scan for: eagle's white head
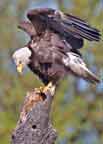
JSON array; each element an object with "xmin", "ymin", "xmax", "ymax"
[{"xmin": 12, "ymin": 47, "xmax": 32, "ymax": 74}]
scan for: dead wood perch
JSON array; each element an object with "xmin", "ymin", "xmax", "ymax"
[{"xmin": 11, "ymin": 83, "xmax": 57, "ymax": 144}]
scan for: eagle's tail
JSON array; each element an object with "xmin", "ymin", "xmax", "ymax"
[
  {"xmin": 78, "ymin": 65, "xmax": 100, "ymax": 83},
  {"xmin": 63, "ymin": 52, "xmax": 100, "ymax": 83},
  {"xmin": 62, "ymin": 13, "xmax": 101, "ymax": 41}
]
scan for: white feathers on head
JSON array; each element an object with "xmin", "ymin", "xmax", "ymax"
[{"xmin": 12, "ymin": 47, "xmax": 32, "ymax": 65}]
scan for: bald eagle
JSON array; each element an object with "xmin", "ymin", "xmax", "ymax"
[{"xmin": 12, "ymin": 8, "xmax": 101, "ymax": 85}]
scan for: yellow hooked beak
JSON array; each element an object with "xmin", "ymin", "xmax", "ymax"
[{"xmin": 17, "ymin": 63, "xmax": 23, "ymax": 74}]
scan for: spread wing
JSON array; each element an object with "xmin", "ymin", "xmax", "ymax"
[
  {"xmin": 18, "ymin": 21, "xmax": 36, "ymax": 37},
  {"xmin": 26, "ymin": 8, "xmax": 101, "ymax": 49},
  {"xmin": 51, "ymin": 11, "xmax": 101, "ymax": 41}
]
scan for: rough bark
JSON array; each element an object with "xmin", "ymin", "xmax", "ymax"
[{"xmin": 11, "ymin": 83, "xmax": 57, "ymax": 144}]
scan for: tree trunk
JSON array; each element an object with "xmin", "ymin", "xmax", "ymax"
[{"xmin": 11, "ymin": 83, "xmax": 57, "ymax": 144}]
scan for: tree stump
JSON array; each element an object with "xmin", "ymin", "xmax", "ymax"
[{"xmin": 11, "ymin": 83, "xmax": 57, "ymax": 144}]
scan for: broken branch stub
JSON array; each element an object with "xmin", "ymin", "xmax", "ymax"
[{"xmin": 11, "ymin": 83, "xmax": 57, "ymax": 144}]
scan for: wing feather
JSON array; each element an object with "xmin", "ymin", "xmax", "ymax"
[
  {"xmin": 18, "ymin": 21, "xmax": 36, "ymax": 36},
  {"xmin": 54, "ymin": 11, "xmax": 101, "ymax": 41},
  {"xmin": 26, "ymin": 8, "xmax": 101, "ymax": 49}
]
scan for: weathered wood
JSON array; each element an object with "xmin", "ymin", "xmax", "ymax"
[{"xmin": 11, "ymin": 83, "xmax": 57, "ymax": 144}]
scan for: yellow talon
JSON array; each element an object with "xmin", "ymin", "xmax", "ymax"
[
  {"xmin": 43, "ymin": 82, "xmax": 53, "ymax": 93},
  {"xmin": 36, "ymin": 82, "xmax": 54, "ymax": 95},
  {"xmin": 34, "ymin": 86, "xmax": 44, "ymax": 94},
  {"xmin": 39, "ymin": 86, "xmax": 44, "ymax": 92}
]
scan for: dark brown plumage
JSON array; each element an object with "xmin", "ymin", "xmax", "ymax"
[{"xmin": 17, "ymin": 8, "xmax": 101, "ymax": 85}]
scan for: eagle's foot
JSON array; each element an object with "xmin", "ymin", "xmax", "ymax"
[
  {"xmin": 37, "ymin": 82, "xmax": 53, "ymax": 94},
  {"xmin": 43, "ymin": 82, "xmax": 56, "ymax": 96},
  {"xmin": 38, "ymin": 86, "xmax": 44, "ymax": 93},
  {"xmin": 36, "ymin": 82, "xmax": 55, "ymax": 100},
  {"xmin": 43, "ymin": 82, "xmax": 53, "ymax": 93}
]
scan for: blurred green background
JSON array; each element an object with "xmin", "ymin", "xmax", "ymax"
[{"xmin": 0, "ymin": 0, "xmax": 103, "ymax": 144}]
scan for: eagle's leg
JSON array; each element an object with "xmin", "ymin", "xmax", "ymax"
[
  {"xmin": 39, "ymin": 82, "xmax": 54, "ymax": 93},
  {"xmin": 35, "ymin": 82, "xmax": 55, "ymax": 101},
  {"xmin": 43, "ymin": 82, "xmax": 53, "ymax": 93}
]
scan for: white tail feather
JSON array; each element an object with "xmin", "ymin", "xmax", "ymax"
[{"xmin": 63, "ymin": 52, "xmax": 100, "ymax": 83}]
